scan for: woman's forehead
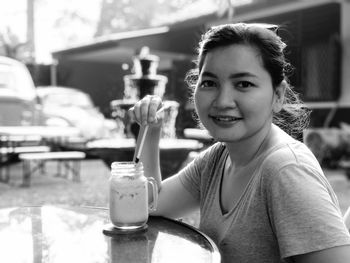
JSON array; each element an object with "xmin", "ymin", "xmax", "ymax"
[
  {"xmin": 199, "ymin": 44, "xmax": 272, "ymax": 83},
  {"xmin": 202, "ymin": 44, "xmax": 265, "ymax": 70}
]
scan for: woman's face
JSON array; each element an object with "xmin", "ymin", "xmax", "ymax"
[{"xmin": 194, "ymin": 44, "xmax": 282, "ymax": 143}]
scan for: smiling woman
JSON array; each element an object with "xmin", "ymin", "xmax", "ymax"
[{"xmin": 129, "ymin": 23, "xmax": 350, "ymax": 263}]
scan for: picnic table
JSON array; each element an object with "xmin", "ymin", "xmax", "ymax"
[{"xmin": 0, "ymin": 126, "xmax": 85, "ymax": 185}]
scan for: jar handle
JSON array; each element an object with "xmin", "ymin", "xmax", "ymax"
[{"xmin": 147, "ymin": 177, "xmax": 158, "ymax": 212}]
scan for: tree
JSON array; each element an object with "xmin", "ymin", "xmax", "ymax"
[
  {"xmin": 95, "ymin": 0, "xmax": 203, "ymax": 37},
  {"xmin": 0, "ymin": 27, "xmax": 30, "ymax": 61},
  {"xmin": 33, "ymin": 0, "xmax": 101, "ymax": 63}
]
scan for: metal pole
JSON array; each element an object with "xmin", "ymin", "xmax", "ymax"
[{"xmin": 27, "ymin": 0, "xmax": 36, "ymax": 63}]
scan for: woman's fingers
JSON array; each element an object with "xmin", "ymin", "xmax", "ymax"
[
  {"xmin": 140, "ymin": 99, "xmax": 149, "ymax": 125},
  {"xmin": 148, "ymin": 96, "xmax": 162, "ymax": 123},
  {"xmin": 128, "ymin": 95, "xmax": 163, "ymax": 126}
]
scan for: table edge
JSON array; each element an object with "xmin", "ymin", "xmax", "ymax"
[{"xmin": 150, "ymin": 215, "xmax": 221, "ymax": 263}]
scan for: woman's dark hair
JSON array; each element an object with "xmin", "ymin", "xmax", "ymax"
[{"xmin": 186, "ymin": 23, "xmax": 310, "ymax": 139}]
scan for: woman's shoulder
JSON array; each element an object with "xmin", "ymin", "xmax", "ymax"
[
  {"xmin": 256, "ymin": 142, "xmax": 329, "ymax": 205},
  {"xmin": 259, "ymin": 127, "xmax": 322, "ymax": 178}
]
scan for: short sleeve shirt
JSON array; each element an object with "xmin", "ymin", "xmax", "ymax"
[{"xmin": 178, "ymin": 136, "xmax": 350, "ymax": 263}]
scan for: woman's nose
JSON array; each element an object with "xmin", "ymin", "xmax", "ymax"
[{"xmin": 213, "ymin": 85, "xmax": 236, "ymax": 108}]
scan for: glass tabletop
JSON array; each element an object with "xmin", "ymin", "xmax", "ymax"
[{"xmin": 0, "ymin": 205, "xmax": 220, "ymax": 263}]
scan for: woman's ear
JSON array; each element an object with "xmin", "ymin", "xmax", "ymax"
[{"xmin": 273, "ymin": 81, "xmax": 286, "ymax": 113}]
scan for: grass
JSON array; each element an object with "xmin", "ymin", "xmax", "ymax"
[{"xmin": 1, "ymin": 159, "xmax": 350, "ymax": 228}]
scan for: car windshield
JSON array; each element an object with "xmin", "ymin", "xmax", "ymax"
[
  {"xmin": 43, "ymin": 91, "xmax": 93, "ymax": 109},
  {"xmin": 0, "ymin": 64, "xmax": 15, "ymax": 89},
  {"xmin": 0, "ymin": 61, "xmax": 36, "ymax": 99}
]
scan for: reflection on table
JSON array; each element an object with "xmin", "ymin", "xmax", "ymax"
[
  {"xmin": 87, "ymin": 138, "xmax": 204, "ymax": 179},
  {"xmin": 0, "ymin": 206, "xmax": 220, "ymax": 263}
]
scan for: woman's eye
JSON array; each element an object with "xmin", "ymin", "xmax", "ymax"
[
  {"xmin": 199, "ymin": 80, "xmax": 216, "ymax": 89},
  {"xmin": 236, "ymin": 81, "xmax": 254, "ymax": 89}
]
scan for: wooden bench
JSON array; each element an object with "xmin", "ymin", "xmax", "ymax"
[
  {"xmin": 18, "ymin": 151, "xmax": 86, "ymax": 187},
  {"xmin": 13, "ymin": 146, "xmax": 51, "ymax": 154},
  {"xmin": 0, "ymin": 146, "xmax": 50, "ymax": 183}
]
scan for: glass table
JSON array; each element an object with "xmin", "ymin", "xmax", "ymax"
[{"xmin": 0, "ymin": 205, "xmax": 220, "ymax": 263}]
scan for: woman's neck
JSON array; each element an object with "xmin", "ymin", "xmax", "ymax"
[{"xmin": 224, "ymin": 124, "xmax": 274, "ymax": 168}]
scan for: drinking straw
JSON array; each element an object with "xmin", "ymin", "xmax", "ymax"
[
  {"xmin": 133, "ymin": 125, "xmax": 149, "ymax": 163},
  {"xmin": 133, "ymin": 106, "xmax": 166, "ymax": 163}
]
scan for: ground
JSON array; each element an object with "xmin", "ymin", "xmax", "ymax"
[
  {"xmin": 1, "ymin": 158, "xmax": 350, "ymax": 228},
  {"xmin": 0, "ymin": 159, "xmax": 200, "ymax": 226}
]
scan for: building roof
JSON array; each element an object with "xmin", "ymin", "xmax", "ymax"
[{"xmin": 52, "ymin": 0, "xmax": 338, "ymax": 67}]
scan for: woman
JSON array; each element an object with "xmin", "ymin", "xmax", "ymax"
[{"xmin": 130, "ymin": 23, "xmax": 350, "ymax": 263}]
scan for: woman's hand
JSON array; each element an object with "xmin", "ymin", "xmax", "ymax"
[{"xmin": 128, "ymin": 95, "xmax": 164, "ymax": 127}]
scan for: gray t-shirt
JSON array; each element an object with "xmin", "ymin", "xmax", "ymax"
[{"xmin": 179, "ymin": 133, "xmax": 350, "ymax": 263}]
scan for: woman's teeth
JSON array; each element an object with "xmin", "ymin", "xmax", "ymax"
[{"xmin": 213, "ymin": 116, "xmax": 241, "ymax": 121}]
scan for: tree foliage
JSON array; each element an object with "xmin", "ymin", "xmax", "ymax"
[
  {"xmin": 95, "ymin": 0, "xmax": 204, "ymax": 37},
  {"xmin": 0, "ymin": 27, "xmax": 30, "ymax": 61}
]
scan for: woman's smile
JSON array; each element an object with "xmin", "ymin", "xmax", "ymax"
[{"xmin": 208, "ymin": 113, "xmax": 243, "ymax": 127}]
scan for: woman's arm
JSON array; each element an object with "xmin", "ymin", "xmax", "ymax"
[
  {"xmin": 130, "ymin": 95, "xmax": 199, "ymax": 218},
  {"xmin": 140, "ymin": 124, "xmax": 199, "ymax": 219},
  {"xmin": 139, "ymin": 124, "xmax": 162, "ymax": 189},
  {"xmin": 151, "ymin": 174, "xmax": 199, "ymax": 218},
  {"xmin": 130, "ymin": 95, "xmax": 164, "ymax": 189},
  {"xmin": 265, "ymin": 163, "xmax": 350, "ymax": 263},
  {"xmin": 141, "ymin": 127, "xmax": 199, "ymax": 218}
]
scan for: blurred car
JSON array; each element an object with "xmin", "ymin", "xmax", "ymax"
[
  {"xmin": 36, "ymin": 86, "xmax": 118, "ymax": 140},
  {"xmin": 0, "ymin": 56, "xmax": 42, "ymax": 126}
]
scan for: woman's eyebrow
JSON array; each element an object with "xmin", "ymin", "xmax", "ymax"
[
  {"xmin": 201, "ymin": 71, "xmax": 217, "ymax": 78},
  {"xmin": 201, "ymin": 71, "xmax": 258, "ymax": 79},
  {"xmin": 229, "ymin": 72, "xmax": 258, "ymax": 79}
]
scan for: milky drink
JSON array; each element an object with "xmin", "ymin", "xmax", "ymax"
[
  {"xmin": 109, "ymin": 174, "xmax": 147, "ymax": 226},
  {"xmin": 109, "ymin": 162, "xmax": 158, "ymax": 230}
]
